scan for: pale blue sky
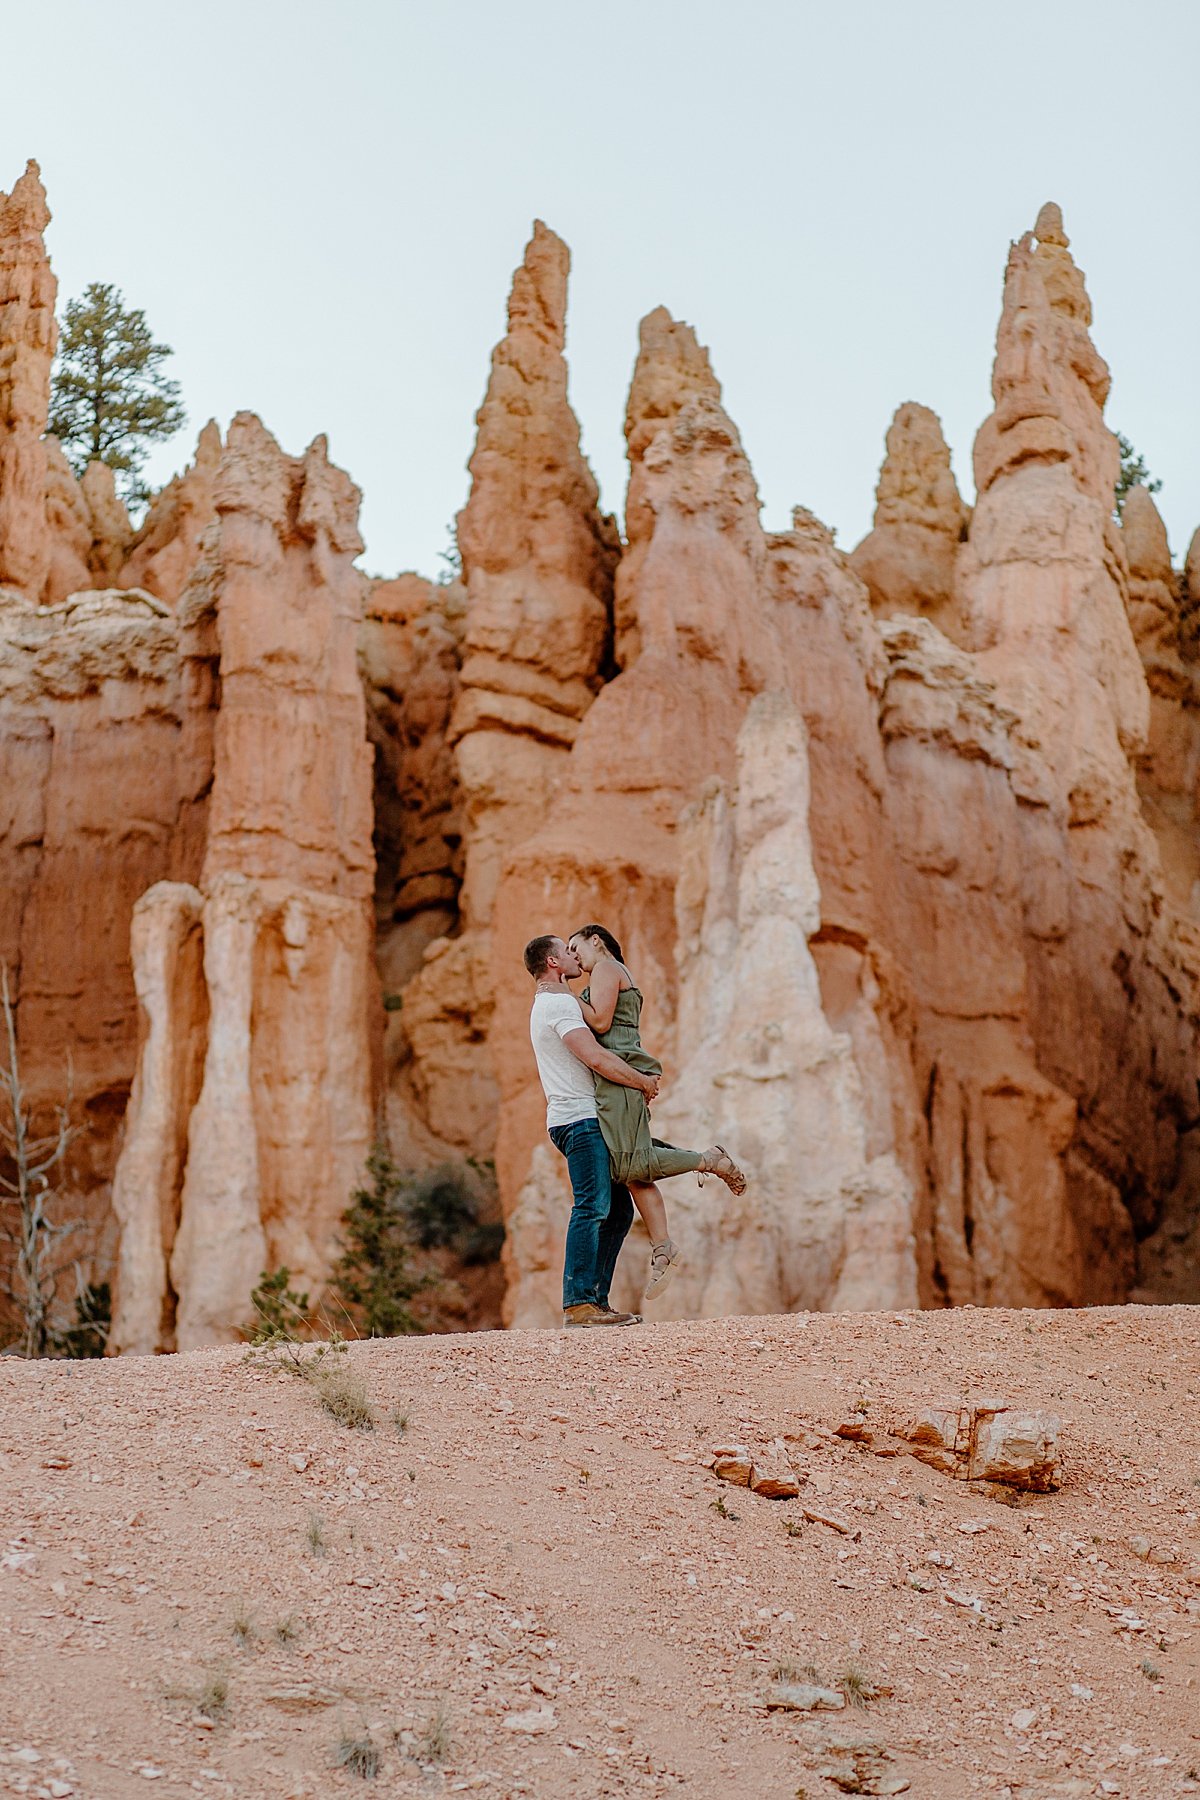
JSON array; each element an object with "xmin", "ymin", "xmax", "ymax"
[{"xmin": 4, "ymin": 1, "xmax": 1197, "ymax": 578}]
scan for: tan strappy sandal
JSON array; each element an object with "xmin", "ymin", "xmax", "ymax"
[
  {"xmin": 644, "ymin": 1239, "xmax": 683, "ymax": 1301},
  {"xmin": 697, "ymin": 1145, "xmax": 747, "ymax": 1196}
]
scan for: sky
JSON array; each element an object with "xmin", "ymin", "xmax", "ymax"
[{"xmin": 3, "ymin": 1, "xmax": 1197, "ymax": 579}]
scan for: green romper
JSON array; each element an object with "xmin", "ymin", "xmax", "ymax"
[{"xmin": 582, "ymin": 984, "xmax": 704, "ymax": 1186}]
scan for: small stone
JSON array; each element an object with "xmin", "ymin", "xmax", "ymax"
[
  {"xmin": 1069, "ymin": 1682, "xmax": 1093, "ymax": 1700},
  {"xmin": 749, "ymin": 1464, "xmax": 801, "ymax": 1500},
  {"xmin": 1010, "ymin": 1708, "xmax": 1038, "ymax": 1731},
  {"xmin": 765, "ymin": 1681, "xmax": 845, "ymax": 1712},
  {"xmin": 503, "ymin": 1708, "xmax": 557, "ymax": 1734},
  {"xmin": 12, "ymin": 1749, "xmax": 41, "ymax": 1765},
  {"xmin": 262, "ymin": 1685, "xmax": 339, "ymax": 1711},
  {"xmin": 802, "ymin": 1505, "xmax": 860, "ymax": 1539},
  {"xmin": 834, "ymin": 1421, "xmax": 872, "ymax": 1443},
  {"xmin": 288, "ymin": 1454, "xmax": 308, "ymax": 1474},
  {"xmin": 711, "ymin": 1446, "xmax": 753, "ymax": 1487}
]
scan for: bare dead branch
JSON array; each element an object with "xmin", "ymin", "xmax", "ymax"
[{"xmin": 0, "ymin": 964, "xmax": 87, "ymax": 1357}]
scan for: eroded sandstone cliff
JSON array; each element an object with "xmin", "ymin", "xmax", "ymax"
[
  {"xmin": 0, "ymin": 162, "xmax": 56, "ymax": 598},
  {"xmin": 396, "ymin": 222, "xmax": 619, "ymax": 1166},
  {"xmin": 110, "ymin": 416, "xmax": 376, "ymax": 1352},
  {"xmin": 468, "ymin": 203, "xmax": 1200, "ymax": 1324},
  {"xmin": 2, "ymin": 159, "xmax": 1199, "ymax": 1346}
]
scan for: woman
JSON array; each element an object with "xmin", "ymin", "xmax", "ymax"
[{"xmin": 567, "ymin": 923, "xmax": 746, "ymax": 1302}]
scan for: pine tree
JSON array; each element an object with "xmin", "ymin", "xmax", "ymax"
[
  {"xmin": 1114, "ymin": 433, "xmax": 1162, "ymax": 519},
  {"xmin": 332, "ymin": 1150, "xmax": 429, "ymax": 1338},
  {"xmin": 48, "ymin": 283, "xmax": 185, "ymax": 503}
]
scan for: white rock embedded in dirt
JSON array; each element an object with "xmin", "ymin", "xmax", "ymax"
[
  {"xmin": 898, "ymin": 1400, "xmax": 1061, "ymax": 1490},
  {"xmin": 503, "ymin": 1707, "xmax": 557, "ymax": 1734},
  {"xmin": 766, "ymin": 1680, "xmax": 845, "ymax": 1712},
  {"xmin": 969, "ymin": 1403, "xmax": 1061, "ymax": 1488},
  {"xmin": 711, "ymin": 1442, "xmax": 801, "ymax": 1497}
]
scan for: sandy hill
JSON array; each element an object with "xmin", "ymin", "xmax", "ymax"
[{"xmin": 1, "ymin": 1307, "xmax": 1199, "ymax": 1799}]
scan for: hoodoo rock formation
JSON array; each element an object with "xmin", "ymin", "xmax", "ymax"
[
  {"xmin": 110, "ymin": 416, "xmax": 376, "ymax": 1353},
  {"xmin": 0, "ymin": 162, "xmax": 56, "ymax": 598},
  {"xmin": 849, "ymin": 401, "xmax": 968, "ymax": 637},
  {"xmin": 118, "ymin": 419, "xmax": 220, "ymax": 605},
  {"xmin": 398, "ymin": 222, "xmax": 619, "ymax": 1162},
  {"xmin": 2, "ymin": 157, "xmax": 1199, "ymax": 1348},
  {"xmin": 475, "ymin": 205, "xmax": 1200, "ymax": 1325}
]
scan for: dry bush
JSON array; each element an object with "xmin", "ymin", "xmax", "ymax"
[
  {"xmin": 244, "ymin": 1330, "xmax": 376, "ymax": 1432},
  {"xmin": 314, "ymin": 1360, "xmax": 375, "ymax": 1432},
  {"xmin": 334, "ymin": 1727, "xmax": 381, "ymax": 1779},
  {"xmin": 416, "ymin": 1702, "xmax": 454, "ymax": 1765},
  {"xmin": 195, "ymin": 1672, "xmax": 229, "ymax": 1720}
]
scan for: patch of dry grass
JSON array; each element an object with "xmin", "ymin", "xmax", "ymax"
[{"xmin": 334, "ymin": 1727, "xmax": 381, "ymax": 1779}]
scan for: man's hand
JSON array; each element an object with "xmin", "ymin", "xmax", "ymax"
[{"xmin": 563, "ymin": 1028, "xmax": 661, "ymax": 1098}]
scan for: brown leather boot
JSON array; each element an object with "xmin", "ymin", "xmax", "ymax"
[{"xmin": 562, "ymin": 1302, "xmax": 641, "ymax": 1329}]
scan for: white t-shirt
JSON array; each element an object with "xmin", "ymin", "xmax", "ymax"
[{"xmin": 530, "ymin": 991, "xmax": 597, "ymax": 1129}]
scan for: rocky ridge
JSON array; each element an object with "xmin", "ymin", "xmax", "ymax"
[{"xmin": 1, "ymin": 160, "xmax": 1199, "ymax": 1339}]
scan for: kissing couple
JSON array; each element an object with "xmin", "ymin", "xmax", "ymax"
[{"xmin": 525, "ymin": 925, "xmax": 746, "ymax": 1329}]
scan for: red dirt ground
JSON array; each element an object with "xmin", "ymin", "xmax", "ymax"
[{"xmin": 1, "ymin": 1305, "xmax": 1199, "ymax": 1798}]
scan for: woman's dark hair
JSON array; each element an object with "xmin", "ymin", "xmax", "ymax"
[{"xmin": 572, "ymin": 923, "xmax": 624, "ymax": 963}]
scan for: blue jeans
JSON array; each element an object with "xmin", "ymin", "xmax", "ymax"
[{"xmin": 548, "ymin": 1117, "xmax": 634, "ymax": 1310}]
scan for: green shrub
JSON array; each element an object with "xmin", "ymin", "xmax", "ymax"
[
  {"xmin": 332, "ymin": 1150, "xmax": 429, "ymax": 1337},
  {"xmin": 246, "ymin": 1267, "xmax": 311, "ymax": 1344}
]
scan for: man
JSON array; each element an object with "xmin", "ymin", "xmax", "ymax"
[{"xmin": 525, "ymin": 934, "xmax": 660, "ymax": 1328}]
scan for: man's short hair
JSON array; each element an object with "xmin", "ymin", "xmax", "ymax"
[{"xmin": 523, "ymin": 935, "xmax": 559, "ymax": 979}]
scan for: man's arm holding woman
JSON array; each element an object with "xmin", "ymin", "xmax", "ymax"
[{"xmin": 563, "ymin": 1028, "xmax": 659, "ymax": 1100}]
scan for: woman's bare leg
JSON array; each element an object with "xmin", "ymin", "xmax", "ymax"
[
  {"xmin": 628, "ymin": 1179, "xmax": 683, "ymax": 1301},
  {"xmin": 627, "ymin": 1179, "xmax": 670, "ymax": 1245}
]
